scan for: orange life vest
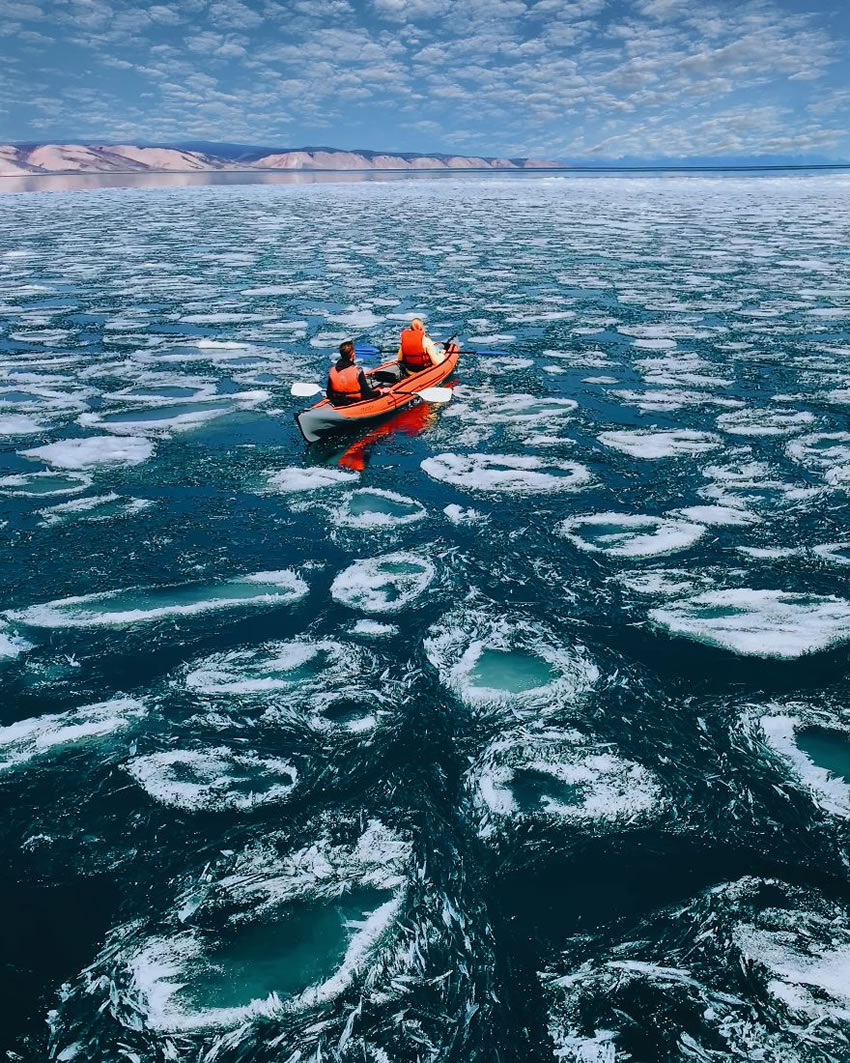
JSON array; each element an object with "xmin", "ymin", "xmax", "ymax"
[
  {"xmin": 400, "ymin": 328, "xmax": 431, "ymax": 369},
  {"xmin": 328, "ymin": 363, "xmax": 362, "ymax": 403}
]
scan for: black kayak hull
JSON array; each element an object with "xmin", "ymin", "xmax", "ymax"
[{"xmin": 295, "ymin": 403, "xmax": 388, "ymax": 443}]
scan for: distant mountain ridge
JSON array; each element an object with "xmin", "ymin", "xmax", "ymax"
[{"xmin": 0, "ymin": 143, "xmax": 560, "ymax": 176}]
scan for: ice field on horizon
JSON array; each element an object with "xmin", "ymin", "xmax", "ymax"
[{"xmin": 2, "ymin": 173, "xmax": 850, "ymax": 1061}]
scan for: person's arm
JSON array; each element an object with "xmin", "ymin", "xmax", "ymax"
[
  {"xmin": 326, "ymin": 376, "xmax": 334, "ymax": 401},
  {"xmin": 397, "ymin": 343, "xmax": 403, "ymax": 362},
  {"xmin": 423, "ymin": 335, "xmax": 446, "ymax": 365},
  {"xmin": 357, "ymin": 368, "xmax": 383, "ymax": 400}
]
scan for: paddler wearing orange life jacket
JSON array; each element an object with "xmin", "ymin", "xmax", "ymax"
[
  {"xmin": 398, "ymin": 318, "xmax": 459, "ymax": 374},
  {"xmin": 326, "ymin": 340, "xmax": 389, "ymax": 407}
]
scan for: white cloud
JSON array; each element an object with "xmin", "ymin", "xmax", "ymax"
[
  {"xmin": 207, "ymin": 0, "xmax": 264, "ymax": 29},
  {"xmin": 3, "ymin": 0, "xmax": 848, "ymax": 159}
]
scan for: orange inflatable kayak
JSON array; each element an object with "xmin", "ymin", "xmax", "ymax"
[{"xmin": 295, "ymin": 349, "xmax": 459, "ymax": 443}]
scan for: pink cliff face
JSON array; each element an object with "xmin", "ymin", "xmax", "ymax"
[
  {"xmin": 107, "ymin": 146, "xmax": 220, "ymax": 171},
  {"xmin": 0, "ymin": 147, "xmax": 31, "ymax": 175},
  {"xmin": 0, "ymin": 144, "xmax": 560, "ymax": 177},
  {"xmin": 409, "ymin": 157, "xmax": 448, "ymax": 168},
  {"xmin": 27, "ymin": 145, "xmax": 115, "ymax": 172},
  {"xmin": 252, "ymin": 151, "xmax": 313, "ymax": 168}
]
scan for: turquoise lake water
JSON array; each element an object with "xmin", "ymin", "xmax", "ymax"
[{"xmin": 1, "ymin": 174, "xmax": 850, "ymax": 1061}]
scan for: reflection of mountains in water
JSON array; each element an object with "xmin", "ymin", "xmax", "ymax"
[{"xmin": 3, "ymin": 175, "xmax": 850, "ymax": 1061}]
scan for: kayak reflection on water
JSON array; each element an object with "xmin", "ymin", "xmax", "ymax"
[{"xmin": 335, "ymin": 393, "xmax": 444, "ymax": 472}]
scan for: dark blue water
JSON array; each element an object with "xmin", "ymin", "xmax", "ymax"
[{"xmin": 1, "ymin": 174, "xmax": 850, "ymax": 1061}]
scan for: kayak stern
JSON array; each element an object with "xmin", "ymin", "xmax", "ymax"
[{"xmin": 295, "ymin": 404, "xmax": 351, "ymax": 443}]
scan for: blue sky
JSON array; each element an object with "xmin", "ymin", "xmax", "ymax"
[{"xmin": 3, "ymin": 0, "xmax": 849, "ymax": 160}]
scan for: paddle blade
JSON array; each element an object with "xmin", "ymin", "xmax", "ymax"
[
  {"xmin": 417, "ymin": 386, "xmax": 453, "ymax": 404},
  {"xmin": 354, "ymin": 343, "xmax": 380, "ymax": 356},
  {"xmin": 291, "ymin": 382, "xmax": 322, "ymax": 398}
]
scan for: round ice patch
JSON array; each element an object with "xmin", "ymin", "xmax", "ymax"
[
  {"xmin": 421, "ymin": 453, "xmax": 591, "ymax": 494},
  {"xmin": 330, "ymin": 552, "xmax": 435, "ymax": 613}
]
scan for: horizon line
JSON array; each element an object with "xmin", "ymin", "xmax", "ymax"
[{"xmin": 4, "ymin": 162, "xmax": 850, "ymax": 180}]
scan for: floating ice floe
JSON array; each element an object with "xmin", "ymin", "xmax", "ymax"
[
  {"xmin": 331, "ymin": 488, "xmax": 426, "ymax": 529},
  {"xmin": 618, "ymin": 323, "xmax": 704, "ymax": 341},
  {"xmin": 182, "ymin": 636, "xmax": 396, "ymax": 734},
  {"xmin": 444, "ymin": 391, "xmax": 578, "ymax": 439},
  {"xmin": 0, "ymin": 470, "xmax": 93, "ymax": 497},
  {"xmin": 0, "ymin": 620, "xmax": 34, "ymax": 661},
  {"xmin": 424, "ymin": 606, "xmax": 597, "ymax": 710},
  {"xmin": 737, "ymin": 545, "xmax": 801, "ymax": 559},
  {"xmin": 331, "ymin": 551, "xmax": 435, "ymax": 613},
  {"xmin": 78, "ymin": 391, "xmax": 269, "ymax": 436},
  {"xmin": 598, "ymin": 429, "xmax": 723, "ymax": 459},
  {"xmin": 813, "ymin": 542, "xmax": 850, "ymax": 565},
  {"xmin": 121, "ymin": 819, "xmax": 410, "ymax": 1032},
  {"xmin": 262, "ymin": 466, "xmax": 359, "ymax": 493},
  {"xmin": 350, "ymin": 619, "xmax": 399, "ymax": 638},
  {"xmin": 547, "ymin": 347, "xmax": 612, "ymax": 367},
  {"xmin": 102, "ymin": 379, "xmax": 218, "ymax": 405},
  {"xmin": 559, "ymin": 513, "xmax": 706, "ymax": 558},
  {"xmin": 469, "ymin": 733, "xmax": 664, "ymax": 840},
  {"xmin": 487, "ymin": 356, "xmax": 536, "ymax": 370},
  {"xmin": 610, "ymin": 389, "xmax": 742, "ymax": 413},
  {"xmin": 421, "ymin": 453, "xmax": 592, "ymax": 493},
  {"xmin": 468, "ymin": 333, "xmax": 517, "ymax": 345},
  {"xmin": 634, "ymin": 352, "xmax": 733, "ymax": 390},
  {"xmin": 650, "ymin": 589, "xmax": 850, "ymax": 658},
  {"xmin": 699, "ymin": 459, "xmax": 822, "ymax": 510},
  {"xmin": 543, "ymin": 876, "xmax": 850, "ymax": 1063},
  {"xmin": 443, "ymin": 503, "xmax": 488, "ymax": 525},
  {"xmin": 181, "ymin": 312, "xmax": 274, "ymax": 325},
  {"xmin": 0, "ymin": 414, "xmax": 49, "ymax": 435},
  {"xmin": 825, "ymin": 464, "xmax": 850, "ymax": 488},
  {"xmin": 786, "ymin": 431, "xmax": 850, "ymax": 470},
  {"xmin": 21, "ymin": 435, "xmax": 155, "ymax": 469},
  {"xmin": 0, "ymin": 381, "xmax": 90, "ymax": 411},
  {"xmin": 615, "ymin": 568, "xmax": 719, "ymax": 598},
  {"xmin": 632, "ymin": 337, "xmax": 677, "ymax": 350},
  {"xmin": 754, "ymin": 705, "xmax": 850, "ymax": 818},
  {"xmin": 326, "ymin": 308, "xmax": 383, "ymax": 328},
  {"xmin": 5, "ymin": 570, "xmax": 308, "ymax": 630},
  {"xmin": 806, "ymin": 307, "xmax": 850, "ymax": 318},
  {"xmin": 716, "ymin": 407, "xmax": 815, "ymax": 437},
  {"xmin": 184, "ymin": 638, "xmax": 358, "ymax": 697},
  {"xmin": 38, "ymin": 493, "xmax": 155, "ymax": 526},
  {"xmin": 671, "ymin": 504, "xmax": 759, "ymax": 526},
  {"xmin": 0, "ymin": 697, "xmax": 145, "ymax": 773},
  {"xmin": 126, "ymin": 748, "xmax": 298, "ymax": 811}
]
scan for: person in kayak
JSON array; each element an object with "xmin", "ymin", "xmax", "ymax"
[
  {"xmin": 327, "ymin": 341, "xmax": 389, "ymax": 406},
  {"xmin": 398, "ymin": 318, "xmax": 458, "ymax": 374}
]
